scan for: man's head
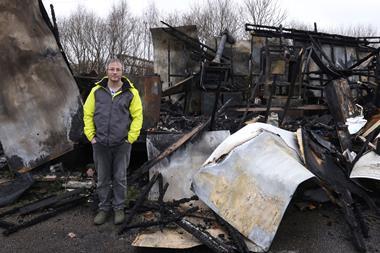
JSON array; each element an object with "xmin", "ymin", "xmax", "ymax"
[{"xmin": 106, "ymin": 58, "xmax": 123, "ymax": 83}]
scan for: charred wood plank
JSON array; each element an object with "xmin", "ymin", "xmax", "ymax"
[
  {"xmin": 175, "ymin": 217, "xmax": 233, "ymax": 253},
  {"xmin": 336, "ymin": 123, "xmax": 352, "ymax": 152},
  {"xmin": 19, "ymin": 188, "xmax": 84, "ymax": 215},
  {"xmin": 129, "ymin": 122, "xmax": 210, "ymax": 183},
  {"xmin": 264, "ymin": 76, "xmax": 277, "ymax": 122},
  {"xmin": 0, "ymin": 219, "xmax": 15, "ymax": 229},
  {"xmin": 162, "ymin": 75, "xmax": 194, "ymax": 97},
  {"xmin": 215, "ymin": 213, "xmax": 249, "ymax": 253},
  {"xmin": 280, "ymin": 49, "xmax": 304, "ymax": 127},
  {"xmin": 374, "ymin": 50, "xmax": 380, "ymax": 107},
  {"xmin": 3, "ymin": 196, "xmax": 85, "ymax": 236},
  {"xmin": 325, "ymin": 79, "xmax": 359, "ymax": 123},
  {"xmin": 232, "ymin": 104, "xmax": 328, "ymax": 112},
  {"xmin": 122, "ymin": 206, "xmax": 198, "ymax": 230},
  {"xmin": 301, "ymin": 128, "xmax": 379, "ymax": 252},
  {"xmin": 157, "ymin": 175, "xmax": 169, "ymax": 231},
  {"xmin": 119, "ymin": 173, "xmax": 160, "ymax": 234}
]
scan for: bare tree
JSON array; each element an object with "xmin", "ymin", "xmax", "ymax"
[
  {"xmin": 107, "ymin": 1, "xmax": 136, "ymax": 59},
  {"xmin": 60, "ymin": 6, "xmax": 96, "ymax": 74},
  {"xmin": 141, "ymin": 1, "xmax": 160, "ymax": 60},
  {"xmin": 286, "ymin": 20, "xmax": 314, "ymax": 31},
  {"xmin": 182, "ymin": 0, "xmax": 241, "ymax": 42},
  {"xmin": 335, "ymin": 24, "xmax": 378, "ymax": 37},
  {"xmin": 243, "ymin": 0, "xmax": 286, "ymax": 26}
]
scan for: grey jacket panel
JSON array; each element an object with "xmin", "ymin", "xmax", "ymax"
[{"xmin": 93, "ymin": 86, "xmax": 134, "ymax": 146}]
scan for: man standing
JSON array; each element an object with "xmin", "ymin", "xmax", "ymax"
[{"xmin": 83, "ymin": 59, "xmax": 143, "ymax": 225}]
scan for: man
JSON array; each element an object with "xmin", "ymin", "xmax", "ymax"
[{"xmin": 83, "ymin": 58, "xmax": 143, "ymax": 225}]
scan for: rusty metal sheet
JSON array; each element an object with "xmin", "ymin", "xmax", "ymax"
[
  {"xmin": 135, "ymin": 75, "xmax": 162, "ymax": 129},
  {"xmin": 350, "ymin": 151, "xmax": 380, "ymax": 180},
  {"xmin": 147, "ymin": 131, "xmax": 230, "ymax": 201},
  {"xmin": 0, "ymin": 0, "xmax": 82, "ymax": 171},
  {"xmin": 192, "ymin": 124, "xmax": 314, "ymax": 251}
]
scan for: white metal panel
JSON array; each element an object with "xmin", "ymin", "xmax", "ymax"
[{"xmin": 192, "ymin": 128, "xmax": 314, "ymax": 251}]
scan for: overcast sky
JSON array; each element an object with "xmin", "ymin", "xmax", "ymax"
[{"xmin": 42, "ymin": 0, "xmax": 380, "ymax": 31}]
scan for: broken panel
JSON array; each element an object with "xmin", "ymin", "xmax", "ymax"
[
  {"xmin": 150, "ymin": 25, "xmax": 200, "ymax": 90},
  {"xmin": 192, "ymin": 123, "xmax": 314, "ymax": 251},
  {"xmin": 0, "ymin": 0, "xmax": 82, "ymax": 171},
  {"xmin": 351, "ymin": 151, "xmax": 380, "ymax": 180},
  {"xmin": 147, "ymin": 131, "xmax": 230, "ymax": 201}
]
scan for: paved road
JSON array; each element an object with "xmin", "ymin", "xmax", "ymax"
[{"xmin": 1, "ymin": 201, "xmax": 379, "ymax": 253}]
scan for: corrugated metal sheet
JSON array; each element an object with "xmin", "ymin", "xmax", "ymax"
[{"xmin": 192, "ymin": 124, "xmax": 314, "ymax": 251}]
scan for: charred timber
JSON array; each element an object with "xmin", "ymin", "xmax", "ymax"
[
  {"xmin": 3, "ymin": 196, "xmax": 85, "ymax": 236},
  {"xmin": 245, "ymin": 24, "xmax": 379, "ymax": 46}
]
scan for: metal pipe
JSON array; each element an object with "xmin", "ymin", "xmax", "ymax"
[{"xmin": 212, "ymin": 31, "xmax": 228, "ymax": 63}]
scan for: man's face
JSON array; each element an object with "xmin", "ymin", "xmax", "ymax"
[{"xmin": 107, "ymin": 62, "xmax": 123, "ymax": 83}]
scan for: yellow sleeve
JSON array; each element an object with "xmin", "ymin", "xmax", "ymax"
[
  {"xmin": 83, "ymin": 87, "xmax": 97, "ymax": 141},
  {"xmin": 127, "ymin": 88, "xmax": 143, "ymax": 144}
]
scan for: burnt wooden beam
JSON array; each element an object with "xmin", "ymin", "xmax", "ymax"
[
  {"xmin": 325, "ymin": 79, "xmax": 358, "ymax": 153},
  {"xmin": 301, "ymin": 128, "xmax": 379, "ymax": 252},
  {"xmin": 0, "ymin": 219, "xmax": 15, "ymax": 229},
  {"xmin": 121, "ymin": 206, "xmax": 198, "ymax": 230},
  {"xmin": 280, "ymin": 48, "xmax": 304, "ymax": 127},
  {"xmin": 374, "ymin": 50, "xmax": 380, "ymax": 107},
  {"xmin": 162, "ymin": 75, "xmax": 194, "ymax": 97},
  {"xmin": 3, "ymin": 196, "xmax": 85, "ymax": 236},
  {"xmin": 175, "ymin": 217, "xmax": 234, "ymax": 253},
  {"xmin": 232, "ymin": 104, "xmax": 328, "ymax": 112},
  {"xmin": 264, "ymin": 76, "xmax": 277, "ymax": 122},
  {"xmin": 19, "ymin": 188, "xmax": 84, "ymax": 216},
  {"xmin": 129, "ymin": 99, "xmax": 232, "ymax": 183},
  {"xmin": 215, "ymin": 213, "xmax": 249, "ymax": 253},
  {"xmin": 129, "ymin": 121, "xmax": 210, "ymax": 183},
  {"xmin": 324, "ymin": 79, "xmax": 359, "ymax": 123},
  {"xmin": 119, "ymin": 173, "xmax": 161, "ymax": 234}
]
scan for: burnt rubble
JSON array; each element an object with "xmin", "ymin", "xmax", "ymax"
[
  {"xmin": 140, "ymin": 22, "xmax": 380, "ymax": 252},
  {"xmin": 1, "ymin": 3, "xmax": 380, "ymax": 252}
]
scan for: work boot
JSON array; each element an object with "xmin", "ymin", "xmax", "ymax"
[
  {"xmin": 114, "ymin": 209, "xmax": 125, "ymax": 225},
  {"xmin": 94, "ymin": 210, "xmax": 108, "ymax": 225}
]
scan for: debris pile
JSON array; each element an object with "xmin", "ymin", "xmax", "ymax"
[
  {"xmin": 128, "ymin": 22, "xmax": 380, "ymax": 252},
  {"xmin": 1, "ymin": 1, "xmax": 380, "ymax": 252}
]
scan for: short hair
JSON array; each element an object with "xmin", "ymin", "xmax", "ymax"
[{"xmin": 106, "ymin": 58, "xmax": 124, "ymax": 71}]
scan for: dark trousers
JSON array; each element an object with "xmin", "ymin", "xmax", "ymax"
[{"xmin": 93, "ymin": 142, "xmax": 131, "ymax": 211}]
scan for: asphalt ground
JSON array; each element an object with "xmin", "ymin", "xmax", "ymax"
[{"xmin": 1, "ymin": 200, "xmax": 379, "ymax": 253}]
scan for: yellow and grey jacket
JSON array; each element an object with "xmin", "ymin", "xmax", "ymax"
[{"xmin": 83, "ymin": 76, "xmax": 143, "ymax": 146}]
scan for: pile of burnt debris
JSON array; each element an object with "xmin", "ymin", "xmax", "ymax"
[
  {"xmin": 124, "ymin": 23, "xmax": 380, "ymax": 252},
  {"xmin": 0, "ymin": 160, "xmax": 96, "ymax": 236},
  {"xmin": 2, "ymin": 6, "xmax": 380, "ymax": 252}
]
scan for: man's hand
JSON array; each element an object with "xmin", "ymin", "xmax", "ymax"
[{"xmin": 91, "ymin": 138, "xmax": 97, "ymax": 144}]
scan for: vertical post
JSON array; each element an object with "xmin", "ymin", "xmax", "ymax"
[
  {"xmin": 167, "ymin": 40, "xmax": 171, "ymax": 88},
  {"xmin": 374, "ymin": 51, "xmax": 380, "ymax": 107}
]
